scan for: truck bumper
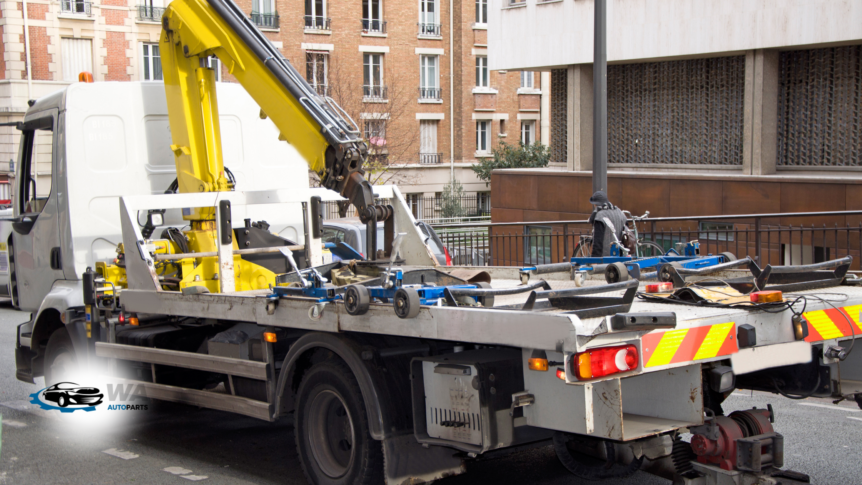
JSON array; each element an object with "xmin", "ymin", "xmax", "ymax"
[{"xmin": 15, "ymin": 321, "xmax": 35, "ymax": 383}]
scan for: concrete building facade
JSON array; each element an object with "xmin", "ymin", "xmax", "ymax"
[
  {"xmin": 487, "ymin": 0, "xmax": 862, "ymax": 223},
  {"xmin": 0, "ymin": 0, "xmax": 547, "ymax": 214}
]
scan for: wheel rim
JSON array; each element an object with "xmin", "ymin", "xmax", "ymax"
[
  {"xmin": 607, "ymin": 267, "xmax": 619, "ymax": 283},
  {"xmin": 345, "ymin": 287, "xmax": 358, "ymax": 314},
  {"xmin": 307, "ymin": 389, "xmax": 356, "ymax": 479},
  {"xmin": 394, "ymin": 292, "xmax": 408, "ymax": 318}
]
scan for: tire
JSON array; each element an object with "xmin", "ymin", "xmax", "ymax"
[
  {"xmin": 553, "ymin": 432, "xmax": 643, "ymax": 481},
  {"xmin": 476, "ymin": 282, "xmax": 494, "ymax": 308},
  {"xmin": 605, "ymin": 262, "xmax": 629, "ymax": 284},
  {"xmin": 573, "ymin": 238, "xmax": 593, "ymax": 259},
  {"xmin": 637, "ymin": 241, "xmax": 665, "ymax": 258},
  {"xmin": 393, "ymin": 288, "xmax": 420, "ymax": 319},
  {"xmin": 658, "ymin": 263, "xmax": 676, "ymax": 283},
  {"xmin": 45, "ymin": 327, "xmax": 78, "ymax": 386},
  {"xmin": 57, "ymin": 394, "xmax": 69, "ymax": 407},
  {"xmin": 855, "ymin": 393, "xmax": 862, "ymax": 410},
  {"xmin": 344, "ymin": 285, "xmax": 370, "ymax": 316},
  {"xmin": 720, "ymin": 252, "xmax": 737, "ymax": 263},
  {"xmin": 295, "ymin": 360, "xmax": 384, "ymax": 485}
]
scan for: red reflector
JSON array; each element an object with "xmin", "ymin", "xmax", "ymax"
[
  {"xmin": 645, "ymin": 282, "xmax": 673, "ymax": 293},
  {"xmin": 572, "ymin": 345, "xmax": 638, "ymax": 380},
  {"xmin": 118, "ymin": 313, "xmax": 125, "ymax": 323},
  {"xmin": 444, "ymin": 246, "xmax": 453, "ymax": 266},
  {"xmin": 555, "ymin": 368, "xmax": 566, "ymax": 380}
]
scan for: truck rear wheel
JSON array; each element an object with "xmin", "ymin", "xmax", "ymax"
[
  {"xmin": 295, "ymin": 360, "xmax": 383, "ymax": 485},
  {"xmin": 45, "ymin": 327, "xmax": 77, "ymax": 386}
]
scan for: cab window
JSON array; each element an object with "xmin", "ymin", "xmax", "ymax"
[{"xmin": 18, "ymin": 117, "xmax": 54, "ymax": 214}]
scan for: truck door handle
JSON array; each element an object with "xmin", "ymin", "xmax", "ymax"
[{"xmin": 50, "ymin": 247, "xmax": 62, "ymax": 270}]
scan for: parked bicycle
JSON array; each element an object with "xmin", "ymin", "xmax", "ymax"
[{"xmin": 572, "ymin": 211, "xmax": 665, "ymax": 259}]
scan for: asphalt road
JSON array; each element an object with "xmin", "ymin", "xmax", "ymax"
[{"xmin": 1, "ymin": 304, "xmax": 861, "ymax": 485}]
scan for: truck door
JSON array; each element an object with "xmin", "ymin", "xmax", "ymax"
[{"xmin": 10, "ymin": 109, "xmax": 64, "ymax": 312}]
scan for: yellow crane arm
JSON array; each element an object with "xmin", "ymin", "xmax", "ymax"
[{"xmin": 160, "ymin": 0, "xmax": 375, "ymax": 218}]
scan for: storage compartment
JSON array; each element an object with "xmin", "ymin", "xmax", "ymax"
[{"xmin": 411, "ymin": 349, "xmax": 524, "ymax": 453}]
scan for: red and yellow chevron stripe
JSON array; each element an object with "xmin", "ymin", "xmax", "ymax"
[
  {"xmin": 803, "ymin": 305, "xmax": 862, "ymax": 342},
  {"xmin": 642, "ymin": 322, "xmax": 738, "ymax": 368}
]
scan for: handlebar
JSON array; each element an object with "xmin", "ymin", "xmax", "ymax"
[{"xmin": 622, "ymin": 210, "xmax": 650, "ymax": 221}]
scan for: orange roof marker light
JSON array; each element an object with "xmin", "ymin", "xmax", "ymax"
[
  {"xmin": 750, "ymin": 290, "xmax": 783, "ymax": 303},
  {"xmin": 78, "ymin": 72, "xmax": 94, "ymax": 83}
]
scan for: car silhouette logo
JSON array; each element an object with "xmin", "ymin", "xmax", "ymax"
[{"xmin": 29, "ymin": 382, "xmax": 103, "ymax": 413}]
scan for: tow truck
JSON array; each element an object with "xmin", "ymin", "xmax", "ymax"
[{"xmin": 10, "ymin": 0, "xmax": 862, "ymax": 483}]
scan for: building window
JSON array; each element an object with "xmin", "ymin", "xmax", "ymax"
[
  {"xmin": 419, "ymin": 120, "xmax": 439, "ymax": 164},
  {"xmin": 61, "ymin": 38, "xmax": 93, "ymax": 82},
  {"xmin": 61, "ymin": 0, "xmax": 92, "ymax": 15},
  {"xmin": 477, "ymin": 121, "xmax": 489, "ymax": 153},
  {"xmin": 138, "ymin": 0, "xmax": 163, "ymax": 22},
  {"xmin": 406, "ymin": 193, "xmax": 423, "ymax": 218},
  {"xmin": 525, "ymin": 225, "xmax": 552, "ymax": 265},
  {"xmin": 419, "ymin": 55, "xmax": 440, "ymax": 99},
  {"xmin": 364, "ymin": 119, "xmax": 386, "ymax": 144},
  {"xmin": 362, "ymin": 0, "xmax": 384, "ymax": 33},
  {"xmin": 251, "ymin": 0, "xmax": 278, "ymax": 28},
  {"xmin": 363, "ymin": 54, "xmax": 385, "ymax": 99},
  {"xmin": 306, "ymin": 52, "xmax": 328, "ymax": 95},
  {"xmin": 419, "ymin": 0, "xmax": 440, "ymax": 36},
  {"xmin": 305, "ymin": 0, "xmax": 328, "ymax": 29},
  {"xmin": 475, "ymin": 57, "xmax": 488, "ymax": 88},
  {"xmin": 141, "ymin": 43, "xmax": 162, "ymax": 81},
  {"xmin": 521, "ymin": 121, "xmax": 535, "ymax": 145},
  {"xmin": 520, "ymin": 71, "xmax": 534, "ymax": 88},
  {"xmin": 477, "ymin": 191, "xmax": 490, "ymax": 214},
  {"xmin": 475, "ymin": 0, "xmax": 487, "ymax": 23}
]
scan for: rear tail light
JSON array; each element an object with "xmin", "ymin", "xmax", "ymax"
[
  {"xmin": 444, "ymin": 246, "xmax": 452, "ymax": 266},
  {"xmin": 572, "ymin": 345, "xmax": 638, "ymax": 380},
  {"xmin": 645, "ymin": 282, "xmax": 673, "ymax": 293}
]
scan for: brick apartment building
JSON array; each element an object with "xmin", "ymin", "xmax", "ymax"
[{"xmin": 0, "ymin": 0, "xmax": 547, "ymax": 216}]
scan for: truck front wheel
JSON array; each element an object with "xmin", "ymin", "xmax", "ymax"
[
  {"xmin": 295, "ymin": 360, "xmax": 383, "ymax": 485},
  {"xmin": 45, "ymin": 327, "xmax": 78, "ymax": 386}
]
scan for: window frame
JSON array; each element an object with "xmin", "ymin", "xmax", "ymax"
[
  {"xmin": 363, "ymin": 0, "xmax": 382, "ymax": 22},
  {"xmin": 253, "ymin": 0, "xmax": 273, "ymax": 14},
  {"xmin": 306, "ymin": 51, "xmax": 329, "ymax": 94},
  {"xmin": 364, "ymin": 53, "xmax": 383, "ymax": 90},
  {"xmin": 420, "ymin": 55, "xmax": 439, "ymax": 89},
  {"xmin": 305, "ymin": 0, "xmax": 325, "ymax": 18},
  {"xmin": 520, "ymin": 71, "xmax": 534, "ymax": 89},
  {"xmin": 364, "ymin": 119, "xmax": 386, "ymax": 143},
  {"xmin": 475, "ymin": 56, "xmax": 488, "ymax": 88},
  {"xmin": 521, "ymin": 121, "xmax": 535, "ymax": 146},
  {"xmin": 419, "ymin": 0, "xmax": 439, "ymax": 32},
  {"xmin": 475, "ymin": 0, "xmax": 487, "ymax": 23},
  {"xmin": 141, "ymin": 42, "xmax": 163, "ymax": 81},
  {"xmin": 476, "ymin": 120, "xmax": 489, "ymax": 153}
]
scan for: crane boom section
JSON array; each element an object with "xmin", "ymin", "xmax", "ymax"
[{"xmin": 160, "ymin": 0, "xmax": 371, "ymax": 215}]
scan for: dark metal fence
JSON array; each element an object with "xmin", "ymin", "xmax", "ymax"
[
  {"xmin": 418, "ymin": 153, "xmax": 442, "ymax": 165},
  {"xmin": 137, "ymin": 5, "xmax": 164, "ymax": 21},
  {"xmin": 432, "ymin": 211, "xmax": 862, "ymax": 268},
  {"xmin": 251, "ymin": 12, "xmax": 279, "ymax": 29},
  {"xmin": 363, "ymin": 85, "xmax": 387, "ymax": 100},
  {"xmin": 419, "ymin": 87, "xmax": 442, "ymax": 100},
  {"xmin": 321, "ymin": 194, "xmax": 491, "ymax": 224},
  {"xmin": 418, "ymin": 23, "xmax": 441, "ymax": 36},
  {"xmin": 362, "ymin": 19, "xmax": 386, "ymax": 33},
  {"xmin": 304, "ymin": 16, "xmax": 330, "ymax": 30}
]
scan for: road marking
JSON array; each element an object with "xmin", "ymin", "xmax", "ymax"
[
  {"xmin": 797, "ymin": 403, "xmax": 860, "ymax": 412},
  {"xmin": 181, "ymin": 475, "xmax": 208, "ymax": 481},
  {"xmin": 164, "ymin": 467, "xmax": 193, "ymax": 475},
  {"xmin": 102, "ymin": 448, "xmax": 139, "ymax": 460},
  {"xmin": 848, "ymin": 416, "xmax": 862, "ymax": 422},
  {"xmin": 1, "ymin": 420, "xmax": 27, "ymax": 428}
]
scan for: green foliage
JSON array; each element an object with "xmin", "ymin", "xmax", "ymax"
[
  {"xmin": 470, "ymin": 142, "xmax": 550, "ymax": 185},
  {"xmin": 439, "ymin": 179, "xmax": 466, "ymax": 219}
]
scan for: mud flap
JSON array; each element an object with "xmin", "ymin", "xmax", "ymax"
[{"xmin": 383, "ymin": 434, "xmax": 465, "ymax": 484}]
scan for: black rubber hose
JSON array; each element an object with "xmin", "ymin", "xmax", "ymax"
[{"xmin": 552, "ymin": 432, "xmax": 644, "ymax": 481}]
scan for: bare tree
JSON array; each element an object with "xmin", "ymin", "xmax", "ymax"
[{"xmin": 306, "ymin": 52, "xmax": 419, "ymax": 187}]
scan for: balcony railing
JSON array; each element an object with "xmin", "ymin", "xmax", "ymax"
[
  {"xmin": 362, "ymin": 19, "xmax": 386, "ymax": 34},
  {"xmin": 305, "ymin": 16, "xmax": 331, "ymax": 30},
  {"xmin": 312, "ymin": 84, "xmax": 329, "ymax": 96},
  {"xmin": 419, "ymin": 87, "xmax": 442, "ymax": 100},
  {"xmin": 419, "ymin": 153, "xmax": 443, "ymax": 165},
  {"xmin": 137, "ymin": 5, "xmax": 164, "ymax": 22},
  {"xmin": 363, "ymin": 85, "xmax": 387, "ymax": 100},
  {"xmin": 61, "ymin": 0, "xmax": 92, "ymax": 16},
  {"xmin": 251, "ymin": 12, "xmax": 279, "ymax": 29},
  {"xmin": 418, "ymin": 23, "xmax": 441, "ymax": 36}
]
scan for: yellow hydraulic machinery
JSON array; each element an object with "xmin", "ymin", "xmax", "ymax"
[{"xmin": 99, "ymin": 0, "xmax": 391, "ymax": 293}]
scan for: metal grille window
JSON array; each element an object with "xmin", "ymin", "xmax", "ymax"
[
  {"xmin": 475, "ymin": 57, "xmax": 488, "ymax": 88},
  {"xmin": 141, "ymin": 43, "xmax": 162, "ymax": 81},
  {"xmin": 777, "ymin": 46, "xmax": 862, "ymax": 168},
  {"xmin": 476, "ymin": 121, "xmax": 489, "ymax": 153},
  {"xmin": 61, "ymin": 38, "xmax": 92, "ymax": 82},
  {"xmin": 607, "ymin": 56, "xmax": 745, "ymax": 166},
  {"xmin": 475, "ymin": 0, "xmax": 487, "ymax": 24},
  {"xmin": 305, "ymin": 0, "xmax": 327, "ymax": 29},
  {"xmin": 252, "ymin": 0, "xmax": 278, "ymax": 28},
  {"xmin": 362, "ymin": 0, "xmax": 384, "ymax": 32},
  {"xmin": 306, "ymin": 52, "xmax": 328, "ymax": 95},
  {"xmin": 419, "ymin": 0, "xmax": 439, "ymax": 36},
  {"xmin": 550, "ymin": 69, "xmax": 567, "ymax": 164}
]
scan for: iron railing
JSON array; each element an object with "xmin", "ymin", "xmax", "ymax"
[
  {"xmin": 312, "ymin": 84, "xmax": 329, "ymax": 96},
  {"xmin": 61, "ymin": 0, "xmax": 92, "ymax": 15},
  {"xmin": 363, "ymin": 85, "xmax": 387, "ymax": 100},
  {"xmin": 251, "ymin": 12, "xmax": 279, "ymax": 29},
  {"xmin": 305, "ymin": 16, "xmax": 331, "ymax": 30},
  {"xmin": 419, "ymin": 153, "xmax": 442, "ymax": 165},
  {"xmin": 137, "ymin": 5, "xmax": 164, "ymax": 21},
  {"xmin": 430, "ymin": 210, "xmax": 862, "ymax": 268},
  {"xmin": 362, "ymin": 19, "xmax": 386, "ymax": 33},
  {"xmin": 419, "ymin": 87, "xmax": 442, "ymax": 100},
  {"xmin": 418, "ymin": 23, "xmax": 441, "ymax": 36},
  {"xmin": 321, "ymin": 194, "xmax": 491, "ymax": 224}
]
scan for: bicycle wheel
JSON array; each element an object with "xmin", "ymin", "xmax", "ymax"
[
  {"xmin": 637, "ymin": 241, "xmax": 665, "ymax": 258},
  {"xmin": 573, "ymin": 237, "xmax": 593, "ymax": 258}
]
